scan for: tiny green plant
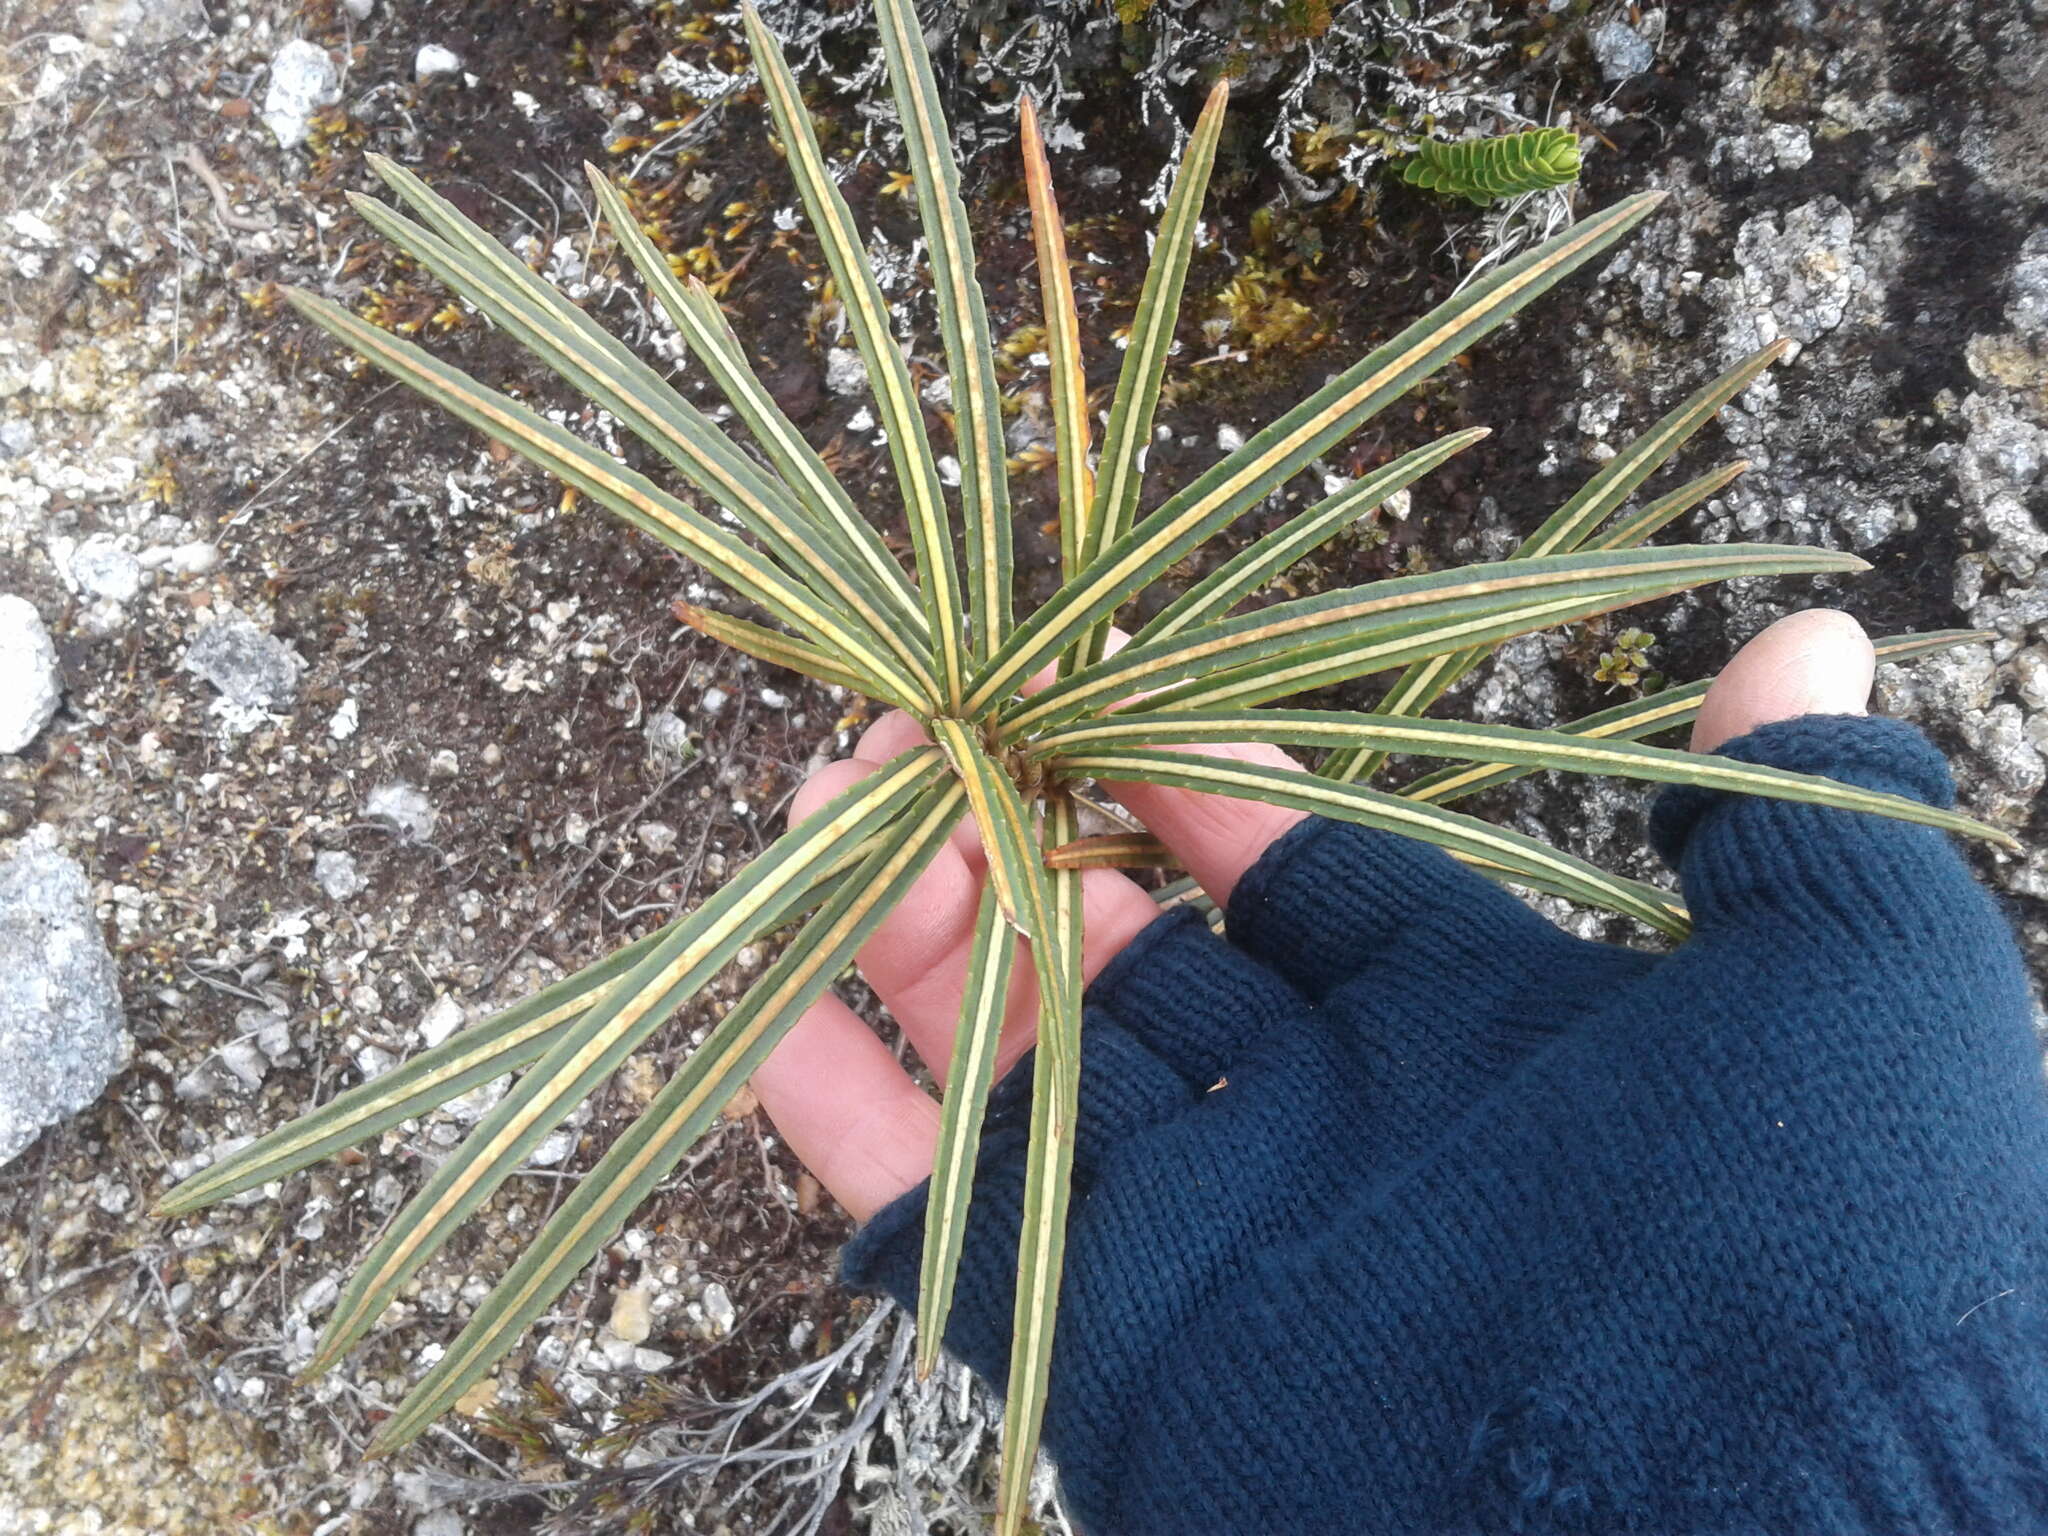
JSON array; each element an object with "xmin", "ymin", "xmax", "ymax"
[
  {"xmin": 1402, "ymin": 126, "xmax": 1583, "ymax": 206},
  {"xmin": 156, "ymin": 6, "xmax": 2009, "ymax": 1530},
  {"xmin": 1595, "ymin": 626, "xmax": 1661, "ymax": 690}
]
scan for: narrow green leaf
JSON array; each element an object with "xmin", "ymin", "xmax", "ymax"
[
  {"xmin": 1136, "ymin": 428, "xmax": 1490, "ymax": 643},
  {"xmin": 1036, "ymin": 708, "xmax": 2015, "ymax": 847},
  {"xmin": 366, "ymin": 781, "xmax": 966, "ymax": 1454},
  {"xmin": 1020, "ymin": 95, "xmax": 1095, "ymax": 599},
  {"xmin": 875, "ymin": 0, "xmax": 1011, "ymax": 659},
  {"xmin": 1448, "ymin": 849, "xmax": 1690, "ymax": 935},
  {"xmin": 1525, "ymin": 341, "xmax": 1788, "ymax": 559},
  {"xmin": 672, "ymin": 603, "xmax": 870, "ymax": 695},
  {"xmin": 998, "ymin": 793, "xmax": 1085, "ymax": 1536},
  {"xmin": 966, "ymin": 191, "xmax": 1670, "ymax": 714},
  {"xmin": 743, "ymin": 4, "xmax": 966, "ymax": 707},
  {"xmin": 931, "ymin": 717, "xmax": 1040, "ymax": 938},
  {"xmin": 284, "ymin": 289, "xmax": 929, "ymax": 714},
  {"xmin": 1400, "ymin": 628, "xmax": 1993, "ymax": 806},
  {"xmin": 1006, "ymin": 543, "xmax": 1867, "ymax": 736},
  {"xmin": 1321, "ymin": 341, "xmax": 1788, "ymax": 785},
  {"xmin": 583, "ymin": 168, "xmax": 929, "ymax": 641},
  {"xmin": 916, "ymin": 880, "xmax": 1018, "ymax": 1377},
  {"xmin": 1323, "ymin": 457, "xmax": 1752, "ymax": 783},
  {"xmin": 304, "ymin": 749, "xmax": 945, "ymax": 1376},
  {"xmin": 1134, "ymin": 590, "xmax": 1637, "ymax": 715},
  {"xmin": 1072, "ymin": 78, "xmax": 1231, "ymax": 670},
  {"xmin": 354, "ymin": 163, "xmax": 941, "ymax": 709},
  {"xmin": 1584, "ymin": 460, "xmax": 1750, "ymax": 552},
  {"xmin": 1052, "ymin": 748, "xmax": 1691, "ymax": 936}
]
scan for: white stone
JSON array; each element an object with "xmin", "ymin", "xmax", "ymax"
[
  {"xmin": 69, "ymin": 537, "xmax": 142, "ymax": 603},
  {"xmin": 608, "ymin": 1285, "xmax": 653, "ymax": 1344},
  {"xmin": 529, "ymin": 1128, "xmax": 574, "ymax": 1167},
  {"xmin": 166, "ymin": 540, "xmax": 219, "ymax": 575},
  {"xmin": 313, "ymin": 848, "xmax": 364, "ymax": 900},
  {"xmin": 418, "ymin": 994, "xmax": 465, "ymax": 1048},
  {"xmin": 699, "ymin": 1280, "xmax": 736, "ymax": 1337},
  {"xmin": 824, "ymin": 348, "xmax": 869, "ymax": 396},
  {"xmin": 366, "ymin": 781, "xmax": 436, "ymax": 840},
  {"xmin": 219, "ymin": 1037, "xmax": 269, "ymax": 1089},
  {"xmin": 0, "ymin": 596, "xmax": 60, "ymax": 754},
  {"xmin": 1590, "ymin": 18, "xmax": 1656, "ymax": 80},
  {"xmin": 341, "ymin": 0, "xmax": 374, "ymax": 17},
  {"xmin": 262, "ymin": 40, "xmax": 340, "ymax": 150},
  {"xmin": 647, "ymin": 708, "xmax": 691, "ymax": 760},
  {"xmin": 183, "ymin": 617, "xmax": 302, "ymax": 710},
  {"xmin": 414, "ymin": 44, "xmax": 461, "ymax": 79},
  {"xmin": 0, "ymin": 828, "xmax": 127, "ymax": 1164}
]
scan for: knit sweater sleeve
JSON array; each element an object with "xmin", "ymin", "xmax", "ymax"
[{"xmin": 840, "ymin": 715, "xmax": 2048, "ymax": 1536}]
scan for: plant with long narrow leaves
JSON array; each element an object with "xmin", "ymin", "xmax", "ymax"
[{"xmin": 156, "ymin": 7, "xmax": 2015, "ymax": 1531}]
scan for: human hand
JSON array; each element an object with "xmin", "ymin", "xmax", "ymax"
[
  {"xmin": 751, "ymin": 608, "xmax": 1878, "ymax": 1218},
  {"xmin": 752, "ymin": 608, "xmax": 2048, "ymax": 1534}
]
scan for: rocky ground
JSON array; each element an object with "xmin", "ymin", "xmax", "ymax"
[{"xmin": 0, "ymin": 1, "xmax": 2041, "ymax": 1533}]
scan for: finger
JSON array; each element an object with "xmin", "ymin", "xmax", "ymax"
[
  {"xmin": 1106, "ymin": 741, "xmax": 1309, "ymax": 907},
  {"xmin": 864, "ymin": 864, "xmax": 1165, "ymax": 1085},
  {"xmin": 753, "ymin": 871, "xmax": 1167, "ymax": 1218},
  {"xmin": 1692, "ymin": 608, "xmax": 1873, "ymax": 752},
  {"xmin": 850, "ymin": 710, "xmax": 983, "ymax": 866},
  {"xmin": 751, "ymin": 992, "xmax": 940, "ymax": 1220},
  {"xmin": 791, "ymin": 741, "xmax": 1168, "ymax": 1079},
  {"xmin": 1056, "ymin": 627, "xmax": 1309, "ymax": 905}
]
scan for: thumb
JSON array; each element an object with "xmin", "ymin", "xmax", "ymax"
[
  {"xmin": 1653, "ymin": 609, "xmax": 1990, "ymax": 946},
  {"xmin": 1689, "ymin": 608, "xmax": 1874, "ymax": 751}
]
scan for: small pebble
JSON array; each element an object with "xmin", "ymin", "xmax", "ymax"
[
  {"xmin": 314, "ymin": 849, "xmax": 364, "ymax": 901},
  {"xmin": 414, "ymin": 43, "xmax": 461, "ymax": 79},
  {"xmin": 608, "ymin": 1285, "xmax": 653, "ymax": 1345}
]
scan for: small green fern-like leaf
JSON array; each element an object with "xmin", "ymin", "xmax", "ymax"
[{"xmin": 1402, "ymin": 128, "xmax": 1583, "ymax": 206}]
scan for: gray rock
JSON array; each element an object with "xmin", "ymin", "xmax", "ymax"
[
  {"xmin": 69, "ymin": 537, "xmax": 142, "ymax": 604},
  {"xmin": 0, "ymin": 419, "xmax": 32, "ymax": 458},
  {"xmin": 0, "ymin": 596, "xmax": 60, "ymax": 754},
  {"xmin": 263, "ymin": 40, "xmax": 340, "ymax": 150},
  {"xmin": 366, "ymin": 781, "xmax": 436, "ymax": 840},
  {"xmin": 824, "ymin": 347, "xmax": 869, "ymax": 397},
  {"xmin": 102, "ymin": 0, "xmax": 204, "ymax": 46},
  {"xmin": 2009, "ymin": 230, "xmax": 2048, "ymax": 335},
  {"xmin": 1590, "ymin": 18, "xmax": 1656, "ymax": 81},
  {"xmin": 646, "ymin": 709, "xmax": 692, "ymax": 760},
  {"xmin": 183, "ymin": 617, "xmax": 302, "ymax": 710},
  {"xmin": 314, "ymin": 848, "xmax": 365, "ymax": 900},
  {"xmin": 0, "ymin": 827, "xmax": 127, "ymax": 1165}
]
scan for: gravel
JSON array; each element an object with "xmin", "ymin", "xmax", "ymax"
[{"xmin": 0, "ymin": 827, "xmax": 127, "ymax": 1165}]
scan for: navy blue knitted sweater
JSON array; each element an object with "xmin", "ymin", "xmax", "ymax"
[{"xmin": 844, "ymin": 716, "xmax": 2048, "ymax": 1534}]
